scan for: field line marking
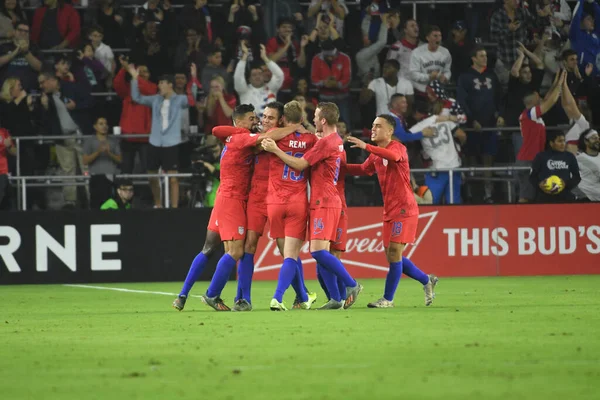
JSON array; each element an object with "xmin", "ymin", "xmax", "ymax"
[{"xmin": 63, "ymin": 284, "xmax": 203, "ymax": 298}]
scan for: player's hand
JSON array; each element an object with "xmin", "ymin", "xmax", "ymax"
[
  {"xmin": 347, "ymin": 136, "xmax": 367, "ymax": 149},
  {"xmin": 422, "ymin": 127, "xmax": 435, "ymax": 137},
  {"xmin": 261, "ymin": 138, "xmax": 278, "ymax": 153}
]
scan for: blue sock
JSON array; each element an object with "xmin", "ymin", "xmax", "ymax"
[
  {"xmin": 402, "ymin": 256, "xmax": 429, "ymax": 285},
  {"xmin": 384, "ymin": 260, "xmax": 403, "ymax": 301},
  {"xmin": 337, "ymin": 277, "xmax": 347, "ymax": 300},
  {"xmin": 290, "ymin": 259, "xmax": 308, "ymax": 302},
  {"xmin": 179, "ymin": 252, "xmax": 208, "ymax": 297},
  {"xmin": 316, "ymin": 263, "xmax": 330, "ymax": 300},
  {"xmin": 311, "ymin": 250, "xmax": 356, "ymax": 287},
  {"xmin": 318, "ymin": 263, "xmax": 341, "ymax": 301},
  {"xmin": 274, "ymin": 258, "xmax": 298, "ymax": 302},
  {"xmin": 238, "ymin": 253, "xmax": 255, "ymax": 303},
  {"xmin": 206, "ymin": 254, "xmax": 237, "ymax": 298},
  {"xmin": 235, "ymin": 261, "xmax": 242, "ymax": 302}
]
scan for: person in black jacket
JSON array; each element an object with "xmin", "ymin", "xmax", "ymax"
[{"xmin": 529, "ymin": 131, "xmax": 581, "ymax": 203}]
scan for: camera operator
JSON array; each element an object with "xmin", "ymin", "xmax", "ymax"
[{"xmin": 188, "ymin": 135, "xmax": 222, "ymax": 207}]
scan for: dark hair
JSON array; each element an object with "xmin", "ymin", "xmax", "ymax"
[
  {"xmin": 115, "ymin": 179, "xmax": 134, "ymax": 188},
  {"xmin": 233, "ymin": 104, "xmax": 255, "ymax": 121},
  {"xmin": 388, "ymin": 9, "xmax": 401, "ymax": 18},
  {"xmin": 54, "ymin": 53, "xmax": 71, "ymax": 65},
  {"xmin": 578, "ymin": 128, "xmax": 595, "ymax": 151},
  {"xmin": 561, "ymin": 49, "xmax": 577, "ymax": 61},
  {"xmin": 94, "ymin": 116, "xmax": 107, "ymax": 124},
  {"xmin": 206, "ymin": 45, "xmax": 222, "ymax": 57},
  {"xmin": 39, "ymin": 71, "xmax": 57, "ymax": 82},
  {"xmin": 403, "ymin": 18, "xmax": 417, "ymax": 29},
  {"xmin": 389, "ymin": 93, "xmax": 406, "ymax": 106},
  {"xmin": 78, "ymin": 41, "xmax": 94, "ymax": 53},
  {"xmin": 470, "ymin": 45, "xmax": 486, "ymax": 59},
  {"xmin": 157, "ymin": 74, "xmax": 175, "ymax": 86},
  {"xmin": 426, "ymin": 25, "xmax": 441, "ymax": 36},
  {"xmin": 277, "ymin": 17, "xmax": 295, "ymax": 28},
  {"xmin": 523, "ymin": 89, "xmax": 538, "ymax": 102},
  {"xmin": 88, "ymin": 24, "xmax": 104, "ymax": 36},
  {"xmin": 383, "ymin": 59, "xmax": 401, "ymax": 71},
  {"xmin": 547, "ymin": 130, "xmax": 565, "ymax": 146},
  {"xmin": 0, "ymin": 0, "xmax": 25, "ymax": 21},
  {"xmin": 265, "ymin": 101, "xmax": 284, "ymax": 120},
  {"xmin": 377, "ymin": 114, "xmax": 397, "ymax": 130}
]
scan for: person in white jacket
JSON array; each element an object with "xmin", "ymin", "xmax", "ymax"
[
  {"xmin": 409, "ymin": 25, "xmax": 452, "ymax": 94},
  {"xmin": 234, "ymin": 42, "xmax": 284, "ymax": 118}
]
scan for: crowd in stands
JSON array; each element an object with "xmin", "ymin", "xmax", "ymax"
[{"xmin": 0, "ymin": 0, "xmax": 599, "ymax": 210}]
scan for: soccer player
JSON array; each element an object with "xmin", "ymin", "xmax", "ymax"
[
  {"xmin": 346, "ymin": 115, "xmax": 438, "ymax": 308},
  {"xmin": 266, "ymin": 101, "xmax": 319, "ymax": 311},
  {"xmin": 172, "ymin": 104, "xmax": 301, "ymax": 311},
  {"xmin": 262, "ymin": 102, "xmax": 363, "ymax": 310}
]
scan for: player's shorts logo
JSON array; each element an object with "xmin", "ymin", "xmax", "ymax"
[
  {"xmin": 238, "ymin": 226, "xmax": 245, "ymax": 235},
  {"xmin": 313, "ymin": 218, "xmax": 324, "ymax": 235},
  {"xmin": 391, "ymin": 221, "xmax": 403, "ymax": 236},
  {"xmin": 335, "ymin": 228, "xmax": 343, "ymax": 243}
]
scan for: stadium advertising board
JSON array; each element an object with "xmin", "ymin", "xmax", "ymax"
[{"xmin": 253, "ymin": 204, "xmax": 600, "ymax": 280}]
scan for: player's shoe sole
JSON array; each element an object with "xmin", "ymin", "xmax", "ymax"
[
  {"xmin": 232, "ymin": 299, "xmax": 252, "ymax": 312},
  {"xmin": 200, "ymin": 295, "xmax": 231, "ymax": 311},
  {"xmin": 424, "ymin": 274, "xmax": 439, "ymax": 306},
  {"xmin": 172, "ymin": 295, "xmax": 187, "ymax": 311},
  {"xmin": 270, "ymin": 298, "xmax": 288, "ymax": 311},
  {"xmin": 367, "ymin": 297, "xmax": 394, "ymax": 308},
  {"xmin": 317, "ymin": 299, "xmax": 344, "ymax": 310},
  {"xmin": 343, "ymin": 282, "xmax": 363, "ymax": 309}
]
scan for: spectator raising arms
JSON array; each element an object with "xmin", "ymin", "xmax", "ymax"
[
  {"xmin": 234, "ymin": 42, "xmax": 284, "ymax": 118},
  {"xmin": 205, "ymin": 76, "xmax": 236, "ymax": 134},
  {"xmin": 387, "ymin": 18, "xmax": 421, "ymax": 81},
  {"xmin": 569, "ymin": 0, "xmax": 600, "ymax": 76},
  {"xmin": 266, "ymin": 17, "xmax": 307, "ymax": 90},
  {"xmin": 409, "ymin": 25, "xmax": 452, "ymax": 95}
]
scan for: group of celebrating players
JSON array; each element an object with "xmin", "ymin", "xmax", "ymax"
[{"xmin": 172, "ymin": 100, "xmax": 438, "ymax": 311}]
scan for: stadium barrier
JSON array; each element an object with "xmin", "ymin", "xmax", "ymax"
[{"xmin": 1, "ymin": 204, "xmax": 598, "ymax": 285}]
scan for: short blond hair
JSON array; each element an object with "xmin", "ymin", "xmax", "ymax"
[
  {"xmin": 0, "ymin": 77, "xmax": 19, "ymax": 103},
  {"xmin": 284, "ymin": 100, "xmax": 303, "ymax": 123},
  {"xmin": 316, "ymin": 102, "xmax": 339, "ymax": 125}
]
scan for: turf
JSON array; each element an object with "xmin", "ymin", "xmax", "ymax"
[{"xmin": 1, "ymin": 276, "xmax": 599, "ymax": 400}]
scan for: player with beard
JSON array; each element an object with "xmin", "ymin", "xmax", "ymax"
[
  {"xmin": 346, "ymin": 115, "xmax": 438, "ymax": 308},
  {"xmin": 172, "ymin": 104, "xmax": 303, "ymax": 311},
  {"xmin": 263, "ymin": 102, "xmax": 363, "ymax": 310}
]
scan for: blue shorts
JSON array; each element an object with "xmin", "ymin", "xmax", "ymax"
[
  {"xmin": 466, "ymin": 131, "xmax": 498, "ymax": 157},
  {"xmin": 425, "ymin": 171, "xmax": 462, "ymax": 204}
]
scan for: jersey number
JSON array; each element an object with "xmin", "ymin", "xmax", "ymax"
[
  {"xmin": 333, "ymin": 157, "xmax": 341, "ymax": 185},
  {"xmin": 427, "ymin": 125, "xmax": 452, "ymax": 149},
  {"xmin": 282, "ymin": 152, "xmax": 305, "ymax": 181}
]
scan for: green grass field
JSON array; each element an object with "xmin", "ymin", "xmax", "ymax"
[{"xmin": 1, "ymin": 276, "xmax": 599, "ymax": 400}]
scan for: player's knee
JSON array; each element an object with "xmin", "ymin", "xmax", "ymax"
[
  {"xmin": 386, "ymin": 248, "xmax": 402, "ymax": 263},
  {"xmin": 228, "ymin": 247, "xmax": 244, "ymax": 260},
  {"xmin": 244, "ymin": 241, "xmax": 257, "ymax": 254}
]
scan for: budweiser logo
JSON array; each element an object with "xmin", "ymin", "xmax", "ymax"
[{"xmin": 254, "ymin": 211, "xmax": 439, "ymax": 273}]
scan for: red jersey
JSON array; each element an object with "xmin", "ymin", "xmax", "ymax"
[
  {"xmin": 267, "ymin": 132, "xmax": 317, "ymax": 204},
  {"xmin": 250, "ymin": 151, "xmax": 270, "ymax": 198},
  {"xmin": 337, "ymin": 151, "xmax": 348, "ymax": 210},
  {"xmin": 213, "ymin": 126, "xmax": 259, "ymax": 200},
  {"xmin": 303, "ymin": 133, "xmax": 343, "ymax": 209},
  {"xmin": 0, "ymin": 128, "xmax": 11, "ymax": 175},
  {"xmin": 346, "ymin": 141, "xmax": 418, "ymax": 221},
  {"xmin": 204, "ymin": 93, "xmax": 237, "ymax": 134},
  {"xmin": 518, "ymin": 105, "xmax": 546, "ymax": 161}
]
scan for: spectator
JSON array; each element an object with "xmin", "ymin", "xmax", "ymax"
[
  {"xmin": 426, "ymin": 80, "xmax": 467, "ymax": 124},
  {"xmin": 266, "ymin": 17, "xmax": 307, "ymax": 90},
  {"xmin": 113, "ymin": 55, "xmax": 156, "ymax": 175},
  {"xmin": 529, "ymin": 131, "xmax": 580, "ymax": 203},
  {"xmin": 294, "ymin": 77, "xmax": 317, "ymax": 113},
  {"xmin": 173, "ymin": 71, "xmax": 200, "ymax": 171},
  {"xmin": 575, "ymin": 128, "xmax": 600, "ymax": 201},
  {"xmin": 38, "ymin": 72, "xmax": 92, "ymax": 207},
  {"xmin": 0, "ymin": 22, "xmax": 42, "ymax": 91},
  {"xmin": 304, "ymin": 11, "xmax": 346, "ymax": 65},
  {"xmin": 386, "ymin": 93, "xmax": 434, "ymax": 144},
  {"xmin": 100, "ymin": 178, "xmax": 134, "ymax": 210},
  {"xmin": 73, "ymin": 42, "xmax": 108, "ymax": 91},
  {"xmin": 86, "ymin": 0, "xmax": 128, "ymax": 49},
  {"xmin": 516, "ymin": 70, "xmax": 565, "ymax": 203},
  {"xmin": 445, "ymin": 20, "xmax": 475, "ymax": 82},
  {"xmin": 201, "ymin": 45, "xmax": 230, "ymax": 94},
  {"xmin": 173, "ymin": 28, "xmax": 207, "ymax": 75},
  {"xmin": 0, "ymin": 0, "xmax": 28, "ymax": 43},
  {"xmin": 387, "ymin": 18, "xmax": 420, "ymax": 80},
  {"xmin": 409, "ymin": 25, "xmax": 452, "ymax": 95},
  {"xmin": 360, "ymin": 59, "xmax": 413, "ymax": 116},
  {"xmin": 307, "ymin": 0, "xmax": 348, "ymax": 37},
  {"xmin": 293, "ymin": 92, "xmax": 316, "ymax": 131},
  {"xmin": 135, "ymin": 0, "xmax": 178, "ymax": 50},
  {"xmin": 360, "ymin": 0, "xmax": 390, "ymax": 46},
  {"xmin": 490, "ymin": 0, "xmax": 534, "ymax": 84},
  {"xmin": 506, "ymin": 41, "xmax": 545, "ymax": 156},
  {"xmin": 88, "ymin": 25, "xmax": 115, "ymax": 78},
  {"xmin": 234, "ymin": 43, "xmax": 283, "ymax": 117},
  {"xmin": 356, "ymin": 12, "xmax": 390, "ymax": 79},
  {"xmin": 311, "ymin": 39, "xmax": 351, "ymax": 127},
  {"xmin": 562, "ymin": 73, "xmax": 591, "ymax": 155},
  {"xmin": 31, "ymin": 0, "xmax": 81, "ymax": 50},
  {"xmin": 205, "ymin": 75, "xmax": 236, "ymax": 134},
  {"xmin": 130, "ymin": 21, "xmax": 170, "ymax": 82},
  {"xmin": 569, "ymin": 0, "xmax": 600, "ymax": 76},
  {"xmin": 457, "ymin": 46, "xmax": 504, "ymax": 202},
  {"xmin": 561, "ymin": 49, "xmax": 594, "ymax": 99},
  {"xmin": 179, "ymin": 0, "xmax": 213, "ymax": 42},
  {"xmin": 83, "ymin": 117, "xmax": 122, "ymax": 209},
  {"xmin": 260, "ymin": 0, "xmax": 303, "ymax": 40},
  {"xmin": 128, "ymin": 63, "xmax": 199, "ymax": 209},
  {"xmin": 225, "ymin": 2, "xmax": 265, "ymax": 69},
  {"xmin": 0, "ymin": 125, "xmax": 16, "ymax": 209}
]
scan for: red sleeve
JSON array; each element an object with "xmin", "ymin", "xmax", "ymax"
[
  {"xmin": 31, "ymin": 8, "xmax": 44, "ymax": 45},
  {"xmin": 303, "ymin": 138, "xmax": 327, "ymax": 166},
  {"xmin": 346, "ymin": 156, "xmax": 376, "ymax": 176},
  {"xmin": 113, "ymin": 68, "xmax": 129, "ymax": 98},
  {"xmin": 64, "ymin": 6, "xmax": 81, "ymax": 47},
  {"xmin": 311, "ymin": 56, "xmax": 324, "ymax": 88},
  {"xmin": 238, "ymin": 133, "xmax": 260, "ymax": 148},
  {"xmin": 365, "ymin": 143, "xmax": 403, "ymax": 162},
  {"xmin": 265, "ymin": 37, "xmax": 278, "ymax": 55},
  {"xmin": 212, "ymin": 126, "xmax": 248, "ymax": 141},
  {"xmin": 138, "ymin": 78, "xmax": 157, "ymax": 96}
]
